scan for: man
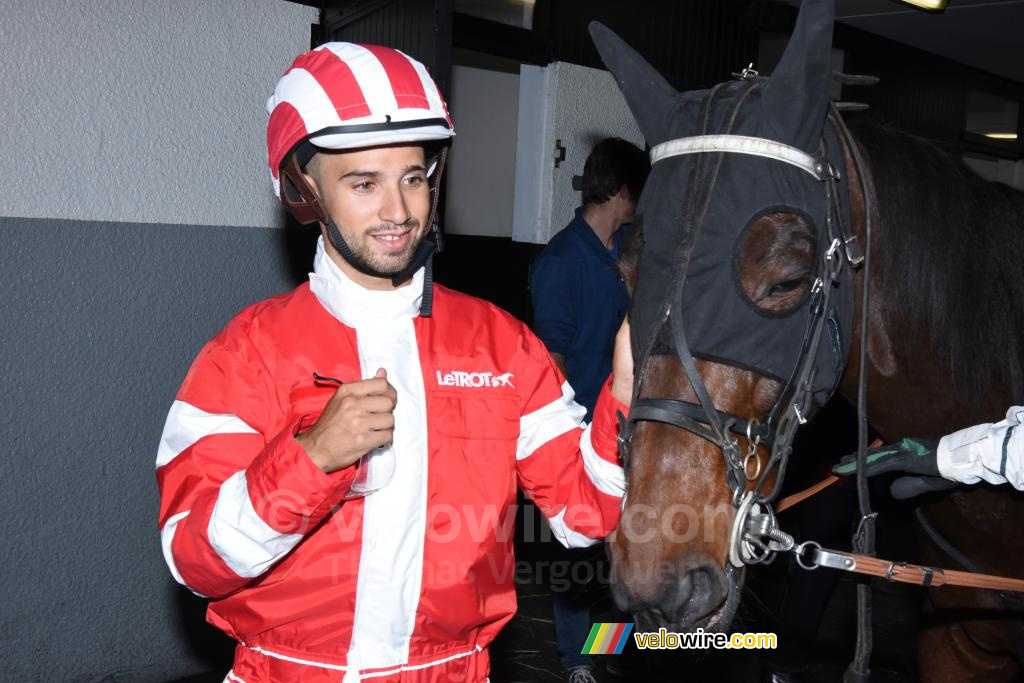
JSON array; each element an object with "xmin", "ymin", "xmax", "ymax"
[
  {"xmin": 835, "ymin": 406, "xmax": 1024, "ymax": 495},
  {"xmin": 529, "ymin": 138, "xmax": 648, "ymax": 682},
  {"xmin": 156, "ymin": 43, "xmax": 632, "ymax": 682},
  {"xmin": 531, "ymin": 138, "xmax": 648, "ymax": 418}
]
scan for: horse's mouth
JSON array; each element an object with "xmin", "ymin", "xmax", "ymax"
[
  {"xmin": 688, "ymin": 564, "xmax": 743, "ymax": 632},
  {"xmin": 631, "ymin": 564, "xmax": 744, "ymax": 634}
]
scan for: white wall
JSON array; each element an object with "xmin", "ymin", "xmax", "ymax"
[
  {"xmin": 444, "ymin": 65, "xmax": 520, "ymax": 237},
  {"xmin": 512, "ymin": 61, "xmax": 645, "ymax": 244},
  {"xmin": 0, "ymin": 0, "xmax": 317, "ymax": 228}
]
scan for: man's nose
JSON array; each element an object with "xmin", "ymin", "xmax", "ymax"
[{"xmin": 379, "ymin": 185, "xmax": 411, "ymax": 226}]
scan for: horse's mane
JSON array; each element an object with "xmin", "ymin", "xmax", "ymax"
[{"xmin": 852, "ymin": 123, "xmax": 1024, "ymax": 404}]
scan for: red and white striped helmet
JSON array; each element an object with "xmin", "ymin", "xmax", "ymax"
[{"xmin": 266, "ymin": 42, "xmax": 454, "ymax": 198}]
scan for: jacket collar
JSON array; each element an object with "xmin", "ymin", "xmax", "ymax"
[{"xmin": 309, "ymin": 236, "xmax": 424, "ymax": 328}]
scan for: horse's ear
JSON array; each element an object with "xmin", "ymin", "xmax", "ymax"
[
  {"xmin": 760, "ymin": 0, "xmax": 835, "ymax": 152},
  {"xmin": 589, "ymin": 21, "xmax": 678, "ymax": 146}
]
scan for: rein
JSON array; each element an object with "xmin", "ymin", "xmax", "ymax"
[{"xmin": 772, "ymin": 460, "xmax": 1024, "ymax": 594}]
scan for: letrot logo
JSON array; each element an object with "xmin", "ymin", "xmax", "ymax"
[{"xmin": 436, "ymin": 370, "xmax": 515, "ymax": 389}]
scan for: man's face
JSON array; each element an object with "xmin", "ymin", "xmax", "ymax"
[
  {"xmin": 617, "ymin": 188, "xmax": 638, "ymax": 225},
  {"xmin": 306, "ymin": 144, "xmax": 431, "ymax": 288}
]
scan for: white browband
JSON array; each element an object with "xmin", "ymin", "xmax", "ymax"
[{"xmin": 650, "ymin": 135, "xmax": 832, "ymax": 181}]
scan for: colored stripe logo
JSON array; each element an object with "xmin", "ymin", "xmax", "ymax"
[{"xmin": 582, "ymin": 622, "xmax": 635, "ymax": 655}]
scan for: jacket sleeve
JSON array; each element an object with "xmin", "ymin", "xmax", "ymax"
[
  {"xmin": 155, "ymin": 326, "xmax": 356, "ymax": 598},
  {"xmin": 937, "ymin": 406, "xmax": 1024, "ymax": 490},
  {"xmin": 512, "ymin": 324, "xmax": 626, "ymax": 548}
]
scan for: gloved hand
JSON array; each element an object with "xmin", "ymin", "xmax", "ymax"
[{"xmin": 833, "ymin": 438, "xmax": 955, "ymax": 499}]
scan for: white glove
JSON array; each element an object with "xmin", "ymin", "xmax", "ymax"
[{"xmin": 936, "ymin": 406, "xmax": 1024, "ymax": 490}]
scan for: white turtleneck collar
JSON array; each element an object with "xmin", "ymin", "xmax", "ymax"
[{"xmin": 309, "ymin": 236, "xmax": 424, "ymax": 328}]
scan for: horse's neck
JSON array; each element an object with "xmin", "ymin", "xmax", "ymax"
[
  {"xmin": 835, "ymin": 132, "xmax": 1010, "ymax": 439},
  {"xmin": 838, "ymin": 323, "xmax": 994, "ymax": 441}
]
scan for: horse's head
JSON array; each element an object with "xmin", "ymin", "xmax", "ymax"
[{"xmin": 593, "ymin": 0, "xmax": 858, "ymax": 631}]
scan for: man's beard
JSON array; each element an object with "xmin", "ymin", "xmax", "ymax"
[{"xmin": 348, "ymin": 220, "xmax": 423, "ymax": 276}]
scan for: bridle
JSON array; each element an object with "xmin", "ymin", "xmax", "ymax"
[{"xmin": 618, "ymin": 72, "xmax": 867, "ymax": 568}]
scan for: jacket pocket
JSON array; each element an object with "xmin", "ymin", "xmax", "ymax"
[{"xmin": 433, "ymin": 394, "xmax": 519, "ymax": 441}]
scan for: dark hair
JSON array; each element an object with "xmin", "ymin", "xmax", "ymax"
[{"xmin": 581, "ymin": 137, "xmax": 650, "ymax": 206}]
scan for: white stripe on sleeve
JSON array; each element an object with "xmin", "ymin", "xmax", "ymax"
[
  {"xmin": 156, "ymin": 401, "xmax": 259, "ymax": 468},
  {"xmin": 207, "ymin": 471, "xmax": 304, "ymax": 578},
  {"xmin": 160, "ymin": 510, "xmax": 207, "ymax": 597},
  {"xmin": 546, "ymin": 506, "xmax": 599, "ymax": 549},
  {"xmin": 518, "ymin": 381, "xmax": 587, "ymax": 461},
  {"xmin": 580, "ymin": 424, "xmax": 625, "ymax": 497}
]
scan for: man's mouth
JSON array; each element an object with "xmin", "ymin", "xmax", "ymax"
[{"xmin": 370, "ymin": 229, "xmax": 413, "ymax": 251}]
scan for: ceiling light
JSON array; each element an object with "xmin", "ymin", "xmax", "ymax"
[
  {"xmin": 895, "ymin": 0, "xmax": 947, "ymax": 11},
  {"xmin": 984, "ymin": 133, "xmax": 1019, "ymax": 140}
]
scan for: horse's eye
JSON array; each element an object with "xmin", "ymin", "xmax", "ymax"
[{"xmin": 767, "ymin": 279, "xmax": 806, "ymax": 297}]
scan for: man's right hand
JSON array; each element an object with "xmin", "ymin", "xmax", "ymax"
[{"xmin": 296, "ymin": 368, "xmax": 397, "ymax": 473}]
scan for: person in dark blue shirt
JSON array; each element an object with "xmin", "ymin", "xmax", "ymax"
[
  {"xmin": 530, "ymin": 137, "xmax": 648, "ymax": 683},
  {"xmin": 531, "ymin": 138, "xmax": 648, "ymax": 419}
]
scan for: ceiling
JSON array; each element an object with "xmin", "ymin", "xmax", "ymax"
[{"xmin": 784, "ymin": 0, "xmax": 1024, "ymax": 84}]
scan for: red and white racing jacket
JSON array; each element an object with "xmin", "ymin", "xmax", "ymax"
[{"xmin": 156, "ymin": 241, "xmax": 626, "ymax": 682}]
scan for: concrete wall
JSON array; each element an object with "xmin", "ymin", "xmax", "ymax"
[{"xmin": 0, "ymin": 1, "xmax": 319, "ymax": 680}]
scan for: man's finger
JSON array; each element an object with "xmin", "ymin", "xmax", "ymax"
[
  {"xmin": 363, "ymin": 413, "xmax": 395, "ymax": 432},
  {"xmin": 890, "ymin": 476, "xmax": 956, "ymax": 499},
  {"xmin": 339, "ymin": 376, "xmax": 394, "ymax": 398},
  {"xmin": 353, "ymin": 395, "xmax": 397, "ymax": 415},
  {"xmin": 833, "ymin": 447, "xmax": 901, "ymax": 476}
]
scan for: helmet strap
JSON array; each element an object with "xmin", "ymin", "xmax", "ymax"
[{"xmin": 280, "ymin": 153, "xmax": 327, "ymax": 225}]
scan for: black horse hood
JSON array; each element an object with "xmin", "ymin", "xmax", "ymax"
[{"xmin": 590, "ymin": 0, "xmax": 856, "ymax": 411}]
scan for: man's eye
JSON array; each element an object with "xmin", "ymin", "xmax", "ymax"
[
  {"xmin": 404, "ymin": 175, "xmax": 426, "ymax": 187},
  {"xmin": 353, "ymin": 181, "xmax": 375, "ymax": 192}
]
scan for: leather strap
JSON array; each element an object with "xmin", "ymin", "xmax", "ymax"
[
  {"xmin": 801, "ymin": 545, "xmax": 1024, "ymax": 593},
  {"xmin": 775, "ymin": 438, "xmax": 883, "ymax": 513}
]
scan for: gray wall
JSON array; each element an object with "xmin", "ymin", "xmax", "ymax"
[{"xmin": 0, "ymin": 1, "xmax": 319, "ymax": 680}]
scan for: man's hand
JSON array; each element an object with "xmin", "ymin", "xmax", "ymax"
[
  {"xmin": 833, "ymin": 437, "xmax": 954, "ymax": 499},
  {"xmin": 296, "ymin": 368, "xmax": 397, "ymax": 474},
  {"xmin": 610, "ymin": 317, "xmax": 633, "ymax": 405}
]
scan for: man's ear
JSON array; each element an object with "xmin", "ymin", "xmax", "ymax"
[{"xmin": 613, "ymin": 185, "xmax": 632, "ymax": 204}]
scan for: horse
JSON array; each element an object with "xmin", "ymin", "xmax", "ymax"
[{"xmin": 589, "ymin": 0, "xmax": 1024, "ymax": 679}]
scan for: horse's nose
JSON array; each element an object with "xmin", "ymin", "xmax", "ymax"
[{"xmin": 611, "ymin": 554, "xmax": 728, "ymax": 628}]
